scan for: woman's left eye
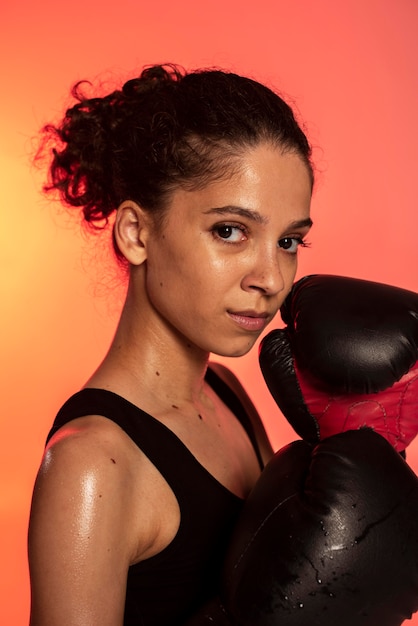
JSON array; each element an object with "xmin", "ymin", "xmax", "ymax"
[
  {"xmin": 278, "ymin": 236, "xmax": 307, "ymax": 253},
  {"xmin": 212, "ymin": 224, "xmax": 247, "ymax": 243}
]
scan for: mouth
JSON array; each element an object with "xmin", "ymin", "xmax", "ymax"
[{"xmin": 227, "ymin": 310, "xmax": 270, "ymax": 332}]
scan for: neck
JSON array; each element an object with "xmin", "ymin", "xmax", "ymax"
[{"xmin": 86, "ymin": 278, "xmax": 211, "ymax": 411}]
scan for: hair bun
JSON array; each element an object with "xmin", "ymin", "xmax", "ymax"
[{"xmin": 122, "ymin": 64, "xmax": 184, "ymax": 98}]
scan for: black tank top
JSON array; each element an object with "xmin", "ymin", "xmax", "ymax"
[{"xmin": 46, "ymin": 367, "xmax": 263, "ymax": 625}]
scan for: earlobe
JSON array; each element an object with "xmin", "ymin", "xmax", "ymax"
[{"xmin": 113, "ymin": 201, "xmax": 149, "ymax": 265}]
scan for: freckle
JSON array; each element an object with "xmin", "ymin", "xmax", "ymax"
[
  {"xmin": 156, "ymin": 371, "xmax": 160, "ymax": 376},
  {"xmin": 110, "ymin": 458, "xmax": 116, "ymax": 464},
  {"xmin": 172, "ymin": 404, "xmax": 179, "ymax": 409},
  {"xmin": 99, "ymin": 494, "xmax": 102, "ymax": 498},
  {"xmin": 160, "ymin": 282, "xmax": 163, "ymax": 287}
]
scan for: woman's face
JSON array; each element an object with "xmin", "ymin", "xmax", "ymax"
[{"xmin": 143, "ymin": 143, "xmax": 312, "ymax": 358}]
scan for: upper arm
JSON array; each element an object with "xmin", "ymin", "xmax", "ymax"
[
  {"xmin": 209, "ymin": 361, "xmax": 274, "ymax": 465},
  {"xmin": 28, "ymin": 422, "xmax": 140, "ymax": 626}
]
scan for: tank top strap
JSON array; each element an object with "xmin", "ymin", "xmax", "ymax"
[{"xmin": 205, "ymin": 367, "xmax": 264, "ymax": 469}]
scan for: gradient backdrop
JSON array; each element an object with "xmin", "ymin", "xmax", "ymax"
[{"xmin": 1, "ymin": 1, "xmax": 417, "ymax": 623}]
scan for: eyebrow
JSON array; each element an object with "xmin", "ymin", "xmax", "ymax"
[
  {"xmin": 286, "ymin": 217, "xmax": 313, "ymax": 230},
  {"xmin": 203, "ymin": 205, "xmax": 268, "ymax": 224},
  {"xmin": 203, "ymin": 205, "xmax": 313, "ymax": 230}
]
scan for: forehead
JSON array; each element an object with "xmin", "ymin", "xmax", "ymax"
[
  {"xmin": 172, "ymin": 144, "xmax": 312, "ymax": 213},
  {"xmin": 233, "ymin": 143, "xmax": 312, "ymax": 190}
]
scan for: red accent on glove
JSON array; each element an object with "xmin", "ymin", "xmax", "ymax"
[{"xmin": 295, "ymin": 360, "xmax": 418, "ymax": 452}]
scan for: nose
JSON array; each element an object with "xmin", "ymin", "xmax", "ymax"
[{"xmin": 241, "ymin": 246, "xmax": 286, "ymax": 296}]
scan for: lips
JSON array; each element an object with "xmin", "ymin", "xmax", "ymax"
[{"xmin": 228, "ymin": 310, "xmax": 270, "ymax": 332}]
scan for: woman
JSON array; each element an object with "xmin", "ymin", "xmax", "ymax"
[{"xmin": 28, "ymin": 64, "xmax": 313, "ymax": 625}]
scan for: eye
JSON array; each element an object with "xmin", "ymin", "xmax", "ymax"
[
  {"xmin": 278, "ymin": 236, "xmax": 309, "ymax": 254},
  {"xmin": 212, "ymin": 224, "xmax": 247, "ymax": 243}
]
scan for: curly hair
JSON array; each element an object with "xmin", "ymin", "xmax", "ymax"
[{"xmin": 40, "ymin": 64, "xmax": 313, "ymax": 236}]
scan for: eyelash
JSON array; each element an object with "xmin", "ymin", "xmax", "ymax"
[
  {"xmin": 212, "ymin": 223, "xmax": 247, "ymax": 243},
  {"xmin": 278, "ymin": 236, "xmax": 311, "ymax": 254},
  {"xmin": 211, "ymin": 223, "xmax": 310, "ymax": 253}
]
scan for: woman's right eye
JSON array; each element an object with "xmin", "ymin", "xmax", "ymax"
[{"xmin": 212, "ymin": 224, "xmax": 247, "ymax": 243}]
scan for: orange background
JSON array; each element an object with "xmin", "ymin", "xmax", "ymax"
[{"xmin": 1, "ymin": 1, "xmax": 417, "ymax": 623}]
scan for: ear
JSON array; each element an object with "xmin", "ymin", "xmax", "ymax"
[{"xmin": 113, "ymin": 201, "xmax": 151, "ymax": 265}]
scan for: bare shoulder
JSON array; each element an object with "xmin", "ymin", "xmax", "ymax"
[
  {"xmin": 209, "ymin": 361, "xmax": 274, "ymax": 464},
  {"xmin": 43, "ymin": 414, "xmax": 137, "ymax": 476},
  {"xmin": 31, "ymin": 415, "xmax": 156, "ymax": 553},
  {"xmin": 28, "ymin": 417, "xmax": 159, "ymax": 625},
  {"xmin": 35, "ymin": 416, "xmax": 139, "ymax": 511},
  {"xmin": 30, "ymin": 417, "xmax": 141, "ymax": 568}
]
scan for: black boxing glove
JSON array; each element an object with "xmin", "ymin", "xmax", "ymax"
[
  {"xmin": 183, "ymin": 596, "xmax": 232, "ymax": 625},
  {"xmin": 259, "ymin": 274, "xmax": 418, "ymax": 451},
  {"xmin": 221, "ymin": 429, "xmax": 418, "ymax": 626}
]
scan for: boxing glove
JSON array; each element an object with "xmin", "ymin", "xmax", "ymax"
[
  {"xmin": 259, "ymin": 274, "xmax": 418, "ymax": 451},
  {"xmin": 222, "ymin": 429, "xmax": 418, "ymax": 626},
  {"xmin": 183, "ymin": 596, "xmax": 232, "ymax": 625}
]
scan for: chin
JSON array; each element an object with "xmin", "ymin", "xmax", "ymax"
[{"xmin": 212, "ymin": 340, "xmax": 257, "ymax": 359}]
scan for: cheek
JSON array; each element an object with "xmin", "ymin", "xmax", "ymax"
[
  {"xmin": 174, "ymin": 252, "xmax": 234, "ymax": 294},
  {"xmin": 289, "ymin": 261, "xmax": 299, "ymax": 286},
  {"xmin": 279, "ymin": 252, "xmax": 299, "ymax": 284},
  {"xmin": 145, "ymin": 257, "xmax": 216, "ymax": 320},
  {"xmin": 145, "ymin": 234, "xmax": 238, "ymax": 312}
]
